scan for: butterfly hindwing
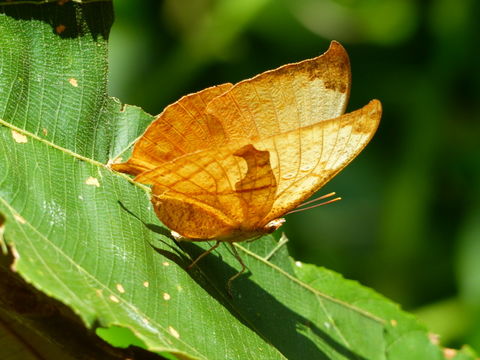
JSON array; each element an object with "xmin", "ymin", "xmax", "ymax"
[{"xmin": 135, "ymin": 143, "xmax": 277, "ymax": 240}]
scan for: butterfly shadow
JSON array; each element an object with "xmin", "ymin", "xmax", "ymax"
[
  {"xmin": 154, "ymin": 241, "xmax": 370, "ymax": 360},
  {"xmin": 118, "ymin": 201, "xmax": 370, "ymax": 360}
]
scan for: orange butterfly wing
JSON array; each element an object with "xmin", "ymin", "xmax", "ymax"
[
  {"xmin": 113, "ymin": 41, "xmax": 381, "ymax": 241},
  {"xmin": 112, "ymin": 83, "xmax": 232, "ymax": 175},
  {"xmin": 135, "ymin": 143, "xmax": 277, "ymax": 240},
  {"xmin": 133, "ymin": 100, "xmax": 380, "ymax": 241},
  {"xmin": 114, "ymin": 40, "xmax": 351, "ymax": 176},
  {"xmin": 254, "ymin": 100, "xmax": 381, "ymax": 223},
  {"xmin": 204, "ymin": 41, "xmax": 351, "ymax": 141}
]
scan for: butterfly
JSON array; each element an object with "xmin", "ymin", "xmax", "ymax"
[{"xmin": 112, "ymin": 41, "xmax": 381, "ymax": 288}]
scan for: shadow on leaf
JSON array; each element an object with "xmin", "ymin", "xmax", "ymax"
[{"xmin": 120, "ymin": 201, "xmax": 370, "ymax": 360}]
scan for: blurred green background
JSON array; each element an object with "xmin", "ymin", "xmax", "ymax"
[{"xmin": 108, "ymin": 0, "xmax": 480, "ymax": 351}]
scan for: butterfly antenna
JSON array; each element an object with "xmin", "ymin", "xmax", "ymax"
[
  {"xmin": 295, "ymin": 192, "xmax": 337, "ymax": 208},
  {"xmin": 286, "ymin": 192, "xmax": 341, "ymax": 215}
]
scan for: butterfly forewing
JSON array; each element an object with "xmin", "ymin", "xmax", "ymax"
[
  {"xmin": 252, "ymin": 100, "xmax": 381, "ymax": 223},
  {"xmin": 112, "ymin": 84, "xmax": 232, "ymax": 175},
  {"xmin": 205, "ymin": 41, "xmax": 351, "ymax": 142}
]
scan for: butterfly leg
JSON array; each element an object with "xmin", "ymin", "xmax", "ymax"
[
  {"xmin": 227, "ymin": 244, "xmax": 247, "ymax": 296},
  {"xmin": 187, "ymin": 241, "xmax": 221, "ymax": 270}
]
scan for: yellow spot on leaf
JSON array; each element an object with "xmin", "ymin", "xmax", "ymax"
[
  {"xmin": 85, "ymin": 177, "xmax": 100, "ymax": 187},
  {"xmin": 443, "ymin": 348, "xmax": 457, "ymax": 359},
  {"xmin": 11, "ymin": 130, "xmax": 27, "ymax": 144},
  {"xmin": 168, "ymin": 326, "xmax": 180, "ymax": 339},
  {"xmin": 69, "ymin": 78, "xmax": 78, "ymax": 87},
  {"xmin": 162, "ymin": 261, "xmax": 170, "ymax": 267},
  {"xmin": 55, "ymin": 24, "xmax": 66, "ymax": 34},
  {"xmin": 390, "ymin": 319, "xmax": 398, "ymax": 327},
  {"xmin": 116, "ymin": 284, "xmax": 125, "ymax": 293},
  {"xmin": 42, "ymin": 128, "xmax": 48, "ymax": 136},
  {"xmin": 143, "ymin": 281, "xmax": 149, "ymax": 288},
  {"xmin": 163, "ymin": 293, "xmax": 171, "ymax": 301},
  {"xmin": 109, "ymin": 295, "xmax": 120, "ymax": 303}
]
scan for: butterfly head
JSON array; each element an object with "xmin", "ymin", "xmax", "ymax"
[
  {"xmin": 263, "ymin": 218, "xmax": 286, "ymax": 234},
  {"xmin": 239, "ymin": 217, "xmax": 286, "ymax": 242},
  {"xmin": 211, "ymin": 217, "xmax": 286, "ymax": 243}
]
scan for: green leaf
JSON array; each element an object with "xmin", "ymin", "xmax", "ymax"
[
  {"xmin": 294, "ymin": 263, "xmax": 444, "ymax": 360},
  {"xmin": 0, "ymin": 3, "xmax": 476, "ymax": 360}
]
